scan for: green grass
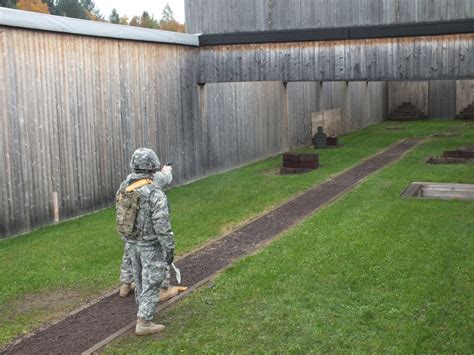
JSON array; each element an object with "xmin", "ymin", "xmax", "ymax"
[
  {"xmin": 0, "ymin": 120, "xmax": 471, "ymax": 348},
  {"xmin": 104, "ymin": 123, "xmax": 474, "ymax": 353}
]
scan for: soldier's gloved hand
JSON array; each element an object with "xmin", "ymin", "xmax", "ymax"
[
  {"xmin": 165, "ymin": 249, "xmax": 174, "ymax": 265},
  {"xmin": 161, "ymin": 165, "xmax": 172, "ymax": 175}
]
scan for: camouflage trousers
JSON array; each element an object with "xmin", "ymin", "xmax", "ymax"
[
  {"xmin": 120, "ymin": 245, "xmax": 133, "ymax": 284},
  {"xmin": 125, "ymin": 242, "xmax": 167, "ymax": 321},
  {"xmin": 120, "ymin": 245, "xmax": 170, "ymax": 288}
]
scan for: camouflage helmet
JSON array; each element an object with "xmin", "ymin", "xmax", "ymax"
[{"xmin": 130, "ymin": 148, "xmax": 160, "ymax": 172}]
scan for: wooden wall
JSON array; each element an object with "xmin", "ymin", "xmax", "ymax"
[
  {"xmin": 186, "ymin": 0, "xmax": 474, "ymax": 34},
  {"xmin": 3, "ymin": 0, "xmax": 472, "ymax": 237},
  {"xmin": 202, "ymin": 80, "xmax": 388, "ymax": 167},
  {"xmin": 198, "ymin": 34, "xmax": 474, "ymax": 83},
  {"xmin": 388, "ymin": 80, "xmax": 474, "ymax": 118},
  {"xmin": 287, "ymin": 82, "xmax": 321, "ymax": 147},
  {"xmin": 0, "ymin": 27, "xmax": 203, "ymax": 238},
  {"xmin": 0, "ymin": 23, "xmax": 391, "ymax": 239},
  {"xmin": 1, "ymin": 27, "xmax": 332, "ymax": 239},
  {"xmin": 456, "ymin": 81, "xmax": 474, "ymax": 115},
  {"xmin": 388, "ymin": 82, "xmax": 429, "ymax": 115},
  {"xmin": 201, "ymin": 82, "xmax": 288, "ymax": 173},
  {"xmin": 428, "ymin": 81, "xmax": 457, "ymax": 119},
  {"xmin": 286, "ymin": 81, "xmax": 387, "ymax": 147},
  {"xmin": 320, "ymin": 81, "xmax": 387, "ymax": 133}
]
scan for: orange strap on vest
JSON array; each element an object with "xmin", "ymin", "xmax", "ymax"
[{"xmin": 125, "ymin": 178, "xmax": 152, "ymax": 193}]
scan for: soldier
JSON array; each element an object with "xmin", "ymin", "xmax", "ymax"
[
  {"xmin": 119, "ymin": 163, "xmax": 179, "ymax": 302},
  {"xmin": 116, "ymin": 148, "xmax": 175, "ymax": 335}
]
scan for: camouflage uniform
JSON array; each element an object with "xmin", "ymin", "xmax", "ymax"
[
  {"xmin": 161, "ymin": 260, "xmax": 171, "ymax": 289},
  {"xmin": 117, "ymin": 149, "xmax": 175, "ymax": 321},
  {"xmin": 154, "ymin": 170, "xmax": 173, "ymax": 190},
  {"xmin": 119, "ymin": 169, "xmax": 173, "ymax": 288},
  {"xmin": 119, "ymin": 247, "xmax": 134, "ymax": 284},
  {"xmin": 155, "ymin": 171, "xmax": 173, "ymax": 288}
]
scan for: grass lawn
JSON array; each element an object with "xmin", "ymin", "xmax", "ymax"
[
  {"xmin": 0, "ymin": 120, "xmax": 472, "ymax": 348},
  {"xmin": 104, "ymin": 122, "xmax": 474, "ymax": 353}
]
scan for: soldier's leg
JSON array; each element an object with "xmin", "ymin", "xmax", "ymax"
[
  {"xmin": 161, "ymin": 264, "xmax": 170, "ymax": 289},
  {"xmin": 129, "ymin": 244, "xmax": 167, "ymax": 335},
  {"xmin": 126, "ymin": 243, "xmax": 143, "ymax": 306},
  {"xmin": 137, "ymin": 247, "xmax": 166, "ymax": 321},
  {"xmin": 119, "ymin": 243, "xmax": 135, "ymax": 297},
  {"xmin": 120, "ymin": 246, "xmax": 134, "ymax": 284}
]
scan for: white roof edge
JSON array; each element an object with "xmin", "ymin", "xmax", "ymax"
[{"xmin": 0, "ymin": 8, "xmax": 199, "ymax": 47}]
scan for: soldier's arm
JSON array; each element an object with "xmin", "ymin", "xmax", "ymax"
[
  {"xmin": 150, "ymin": 189, "xmax": 176, "ymax": 254},
  {"xmin": 153, "ymin": 170, "xmax": 173, "ymax": 189}
]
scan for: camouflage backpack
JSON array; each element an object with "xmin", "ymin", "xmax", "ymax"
[{"xmin": 116, "ymin": 178, "xmax": 152, "ymax": 238}]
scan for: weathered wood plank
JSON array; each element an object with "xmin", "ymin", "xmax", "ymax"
[
  {"xmin": 0, "ymin": 28, "xmax": 9, "ymax": 236},
  {"xmin": 428, "ymin": 80, "xmax": 457, "ymax": 119},
  {"xmin": 13, "ymin": 30, "xmax": 30, "ymax": 229},
  {"xmin": 0, "ymin": 28, "xmax": 203, "ymax": 238},
  {"xmin": 186, "ymin": 0, "xmax": 474, "ymax": 34},
  {"xmin": 388, "ymin": 81, "xmax": 429, "ymax": 114},
  {"xmin": 456, "ymin": 80, "xmax": 474, "ymax": 114},
  {"xmin": 199, "ymin": 34, "xmax": 474, "ymax": 83}
]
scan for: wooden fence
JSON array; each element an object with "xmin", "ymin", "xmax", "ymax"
[
  {"xmin": 0, "ymin": 26, "xmax": 389, "ymax": 238},
  {"xmin": 288, "ymin": 81, "xmax": 387, "ymax": 145},
  {"xmin": 198, "ymin": 34, "xmax": 474, "ymax": 83},
  {"xmin": 0, "ymin": 27, "xmax": 200, "ymax": 237},
  {"xmin": 388, "ymin": 80, "xmax": 474, "ymax": 118},
  {"xmin": 2, "ymin": 11, "xmax": 471, "ymax": 237}
]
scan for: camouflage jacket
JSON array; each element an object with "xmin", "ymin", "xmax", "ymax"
[
  {"xmin": 117, "ymin": 172, "xmax": 175, "ymax": 254},
  {"xmin": 153, "ymin": 170, "xmax": 172, "ymax": 189}
]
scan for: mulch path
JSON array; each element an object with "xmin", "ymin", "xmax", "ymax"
[{"xmin": 2, "ymin": 138, "xmax": 421, "ymax": 355}]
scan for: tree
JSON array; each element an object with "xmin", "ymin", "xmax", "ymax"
[
  {"xmin": 161, "ymin": 3, "xmax": 174, "ymax": 22},
  {"xmin": 43, "ymin": 0, "xmax": 58, "ymax": 14},
  {"xmin": 119, "ymin": 15, "xmax": 129, "ymax": 25},
  {"xmin": 86, "ymin": 8, "xmax": 102, "ymax": 21},
  {"xmin": 109, "ymin": 8, "xmax": 120, "ymax": 24},
  {"xmin": 55, "ymin": 0, "xmax": 87, "ymax": 18},
  {"xmin": 159, "ymin": 3, "xmax": 185, "ymax": 33},
  {"xmin": 129, "ymin": 15, "xmax": 140, "ymax": 27},
  {"xmin": 140, "ymin": 11, "xmax": 159, "ymax": 29},
  {"xmin": 79, "ymin": 0, "xmax": 94, "ymax": 12},
  {"xmin": 80, "ymin": 0, "xmax": 102, "ymax": 20},
  {"xmin": 0, "ymin": 0, "xmax": 17, "ymax": 8},
  {"xmin": 16, "ymin": 0, "xmax": 49, "ymax": 13},
  {"xmin": 160, "ymin": 20, "xmax": 185, "ymax": 33},
  {"xmin": 52, "ymin": 0, "xmax": 102, "ymax": 20}
]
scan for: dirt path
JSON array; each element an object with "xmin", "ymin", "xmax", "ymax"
[{"xmin": 2, "ymin": 138, "xmax": 421, "ymax": 355}]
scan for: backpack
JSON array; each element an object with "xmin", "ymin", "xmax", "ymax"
[{"xmin": 116, "ymin": 178, "xmax": 152, "ymax": 238}]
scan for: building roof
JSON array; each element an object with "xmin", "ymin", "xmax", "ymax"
[{"xmin": 0, "ymin": 7, "xmax": 199, "ymax": 47}]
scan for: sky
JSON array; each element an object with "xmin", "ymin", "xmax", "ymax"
[{"xmin": 93, "ymin": 0, "xmax": 185, "ymax": 23}]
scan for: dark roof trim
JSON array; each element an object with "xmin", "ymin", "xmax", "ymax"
[{"xmin": 199, "ymin": 19, "xmax": 474, "ymax": 46}]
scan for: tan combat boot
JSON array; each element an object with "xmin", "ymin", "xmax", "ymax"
[
  {"xmin": 159, "ymin": 286, "xmax": 179, "ymax": 302},
  {"xmin": 135, "ymin": 318, "xmax": 165, "ymax": 336},
  {"xmin": 119, "ymin": 282, "xmax": 135, "ymax": 297}
]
